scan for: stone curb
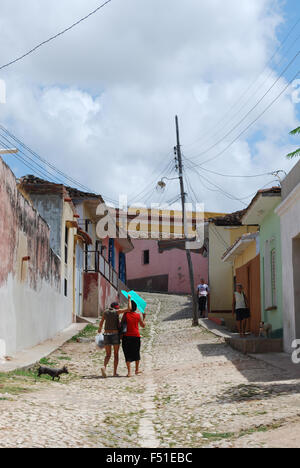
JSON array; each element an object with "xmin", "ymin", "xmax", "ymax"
[{"xmin": 0, "ymin": 323, "xmax": 86, "ymax": 373}]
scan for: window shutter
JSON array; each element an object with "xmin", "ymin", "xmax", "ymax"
[
  {"xmin": 264, "ymin": 241, "xmax": 272, "ymax": 309},
  {"xmin": 271, "ymin": 249, "xmax": 277, "ymax": 307}
]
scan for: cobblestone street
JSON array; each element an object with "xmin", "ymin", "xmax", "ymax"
[{"xmin": 1, "ymin": 293, "xmax": 300, "ymax": 448}]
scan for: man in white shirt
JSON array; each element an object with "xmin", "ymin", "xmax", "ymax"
[{"xmin": 197, "ymin": 278, "xmax": 210, "ymax": 318}]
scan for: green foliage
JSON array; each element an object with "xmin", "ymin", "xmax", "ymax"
[
  {"xmin": 70, "ymin": 324, "xmax": 98, "ymax": 342},
  {"xmin": 202, "ymin": 432, "xmax": 234, "ymax": 441},
  {"xmin": 39, "ymin": 357, "xmax": 57, "ymax": 366},
  {"xmin": 287, "ymin": 126, "xmax": 300, "ymax": 159},
  {"xmin": 287, "ymin": 148, "xmax": 300, "ymax": 159},
  {"xmin": 290, "ymin": 126, "xmax": 300, "ymax": 136}
]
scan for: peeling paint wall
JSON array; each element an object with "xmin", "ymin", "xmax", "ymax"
[
  {"xmin": 0, "ymin": 158, "xmax": 72, "ymax": 357},
  {"xmin": 82, "ymin": 273, "xmax": 118, "ymax": 317},
  {"xmin": 29, "ymin": 194, "xmax": 63, "ymax": 257}
]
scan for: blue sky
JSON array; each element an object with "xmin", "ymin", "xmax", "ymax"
[
  {"xmin": 277, "ymin": 0, "xmax": 300, "ymax": 106},
  {"xmin": 0, "ymin": 0, "xmax": 300, "ymax": 212}
]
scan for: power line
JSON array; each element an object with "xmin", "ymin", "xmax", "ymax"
[
  {"xmin": 184, "ymin": 158, "xmax": 279, "ymax": 206},
  {"xmin": 0, "ymin": 133, "xmax": 69, "ymax": 184},
  {"xmin": 184, "ymin": 171, "xmax": 200, "ymax": 206},
  {"xmin": 190, "ymin": 70, "xmax": 300, "ymax": 167},
  {"xmin": 186, "ymin": 32, "xmax": 300, "ymax": 155},
  {"xmin": 0, "ymin": 121, "xmax": 176, "ymax": 207},
  {"xmin": 127, "ymin": 159, "xmax": 174, "ymax": 205},
  {"xmin": 187, "ymin": 52, "xmax": 300, "ymax": 163},
  {"xmin": 183, "ymin": 155, "xmax": 273, "ymax": 179},
  {"xmin": 183, "ymin": 16, "xmax": 300, "ymax": 150},
  {"xmin": 210, "ymin": 224, "xmax": 230, "ymax": 249},
  {"xmin": 183, "ymin": 158, "xmax": 248, "ymax": 205},
  {"xmin": 165, "ymin": 194, "xmax": 182, "ymax": 205},
  {"xmin": 0, "ymin": 138, "xmax": 61, "ymax": 182},
  {"xmin": 0, "ymin": 124, "xmax": 122, "ymax": 205},
  {"xmin": 145, "ymin": 163, "xmax": 177, "ymax": 207},
  {"xmin": 0, "ymin": 0, "xmax": 112, "ymax": 71}
]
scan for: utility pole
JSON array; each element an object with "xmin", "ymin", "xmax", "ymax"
[{"xmin": 175, "ymin": 115, "xmax": 199, "ymax": 326}]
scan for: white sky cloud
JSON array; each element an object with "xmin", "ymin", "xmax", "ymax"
[{"xmin": 0, "ymin": 0, "xmax": 299, "ymax": 212}]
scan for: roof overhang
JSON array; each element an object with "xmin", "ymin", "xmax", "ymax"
[
  {"xmin": 116, "ymin": 237, "xmax": 134, "ymax": 254},
  {"xmin": 242, "ymin": 192, "xmax": 281, "ymax": 225},
  {"xmin": 76, "ymin": 228, "xmax": 93, "ymax": 245},
  {"xmin": 222, "ymin": 233, "xmax": 258, "ymax": 263},
  {"xmin": 158, "ymin": 237, "xmax": 208, "ymax": 255}
]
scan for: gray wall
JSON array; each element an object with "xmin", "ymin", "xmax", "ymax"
[
  {"xmin": 30, "ymin": 194, "xmax": 63, "ymax": 257},
  {"xmin": 282, "ymin": 159, "xmax": 300, "ymax": 200}
]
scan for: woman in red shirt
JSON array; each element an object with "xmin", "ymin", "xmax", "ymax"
[{"xmin": 122, "ymin": 298, "xmax": 146, "ymax": 377}]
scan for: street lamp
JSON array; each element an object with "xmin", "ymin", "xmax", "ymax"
[
  {"xmin": 0, "ymin": 148, "xmax": 18, "ymax": 155},
  {"xmin": 156, "ymin": 176, "xmax": 179, "ymax": 192}
]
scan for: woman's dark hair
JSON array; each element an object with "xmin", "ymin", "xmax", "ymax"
[{"xmin": 131, "ymin": 300, "xmax": 137, "ymax": 312}]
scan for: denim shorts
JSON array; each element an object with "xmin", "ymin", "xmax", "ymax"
[{"xmin": 104, "ymin": 333, "xmax": 120, "ymax": 346}]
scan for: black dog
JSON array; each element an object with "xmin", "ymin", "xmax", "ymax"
[{"xmin": 38, "ymin": 366, "xmax": 69, "ymax": 381}]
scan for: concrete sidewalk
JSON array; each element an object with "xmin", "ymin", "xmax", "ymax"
[
  {"xmin": 0, "ymin": 323, "xmax": 86, "ymax": 373},
  {"xmin": 199, "ymin": 317, "xmax": 236, "ymax": 339},
  {"xmin": 200, "ymin": 318, "xmax": 300, "ymax": 378},
  {"xmin": 249, "ymin": 352, "xmax": 300, "ymax": 379}
]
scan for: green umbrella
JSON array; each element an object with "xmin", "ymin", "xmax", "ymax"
[{"xmin": 121, "ymin": 290, "xmax": 147, "ymax": 314}]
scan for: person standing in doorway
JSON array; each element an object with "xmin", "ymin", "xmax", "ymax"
[
  {"xmin": 232, "ymin": 284, "xmax": 249, "ymax": 338},
  {"xmin": 197, "ymin": 278, "xmax": 210, "ymax": 318}
]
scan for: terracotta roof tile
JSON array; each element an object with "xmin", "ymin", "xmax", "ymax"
[
  {"xmin": 243, "ymin": 186, "xmax": 281, "ymax": 219},
  {"xmin": 209, "ymin": 209, "xmax": 247, "ymax": 226},
  {"xmin": 20, "ymin": 175, "xmax": 103, "ymax": 201}
]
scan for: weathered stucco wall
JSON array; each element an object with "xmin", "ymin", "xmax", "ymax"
[
  {"xmin": 0, "ymin": 158, "xmax": 73, "ymax": 357},
  {"xmin": 29, "ymin": 194, "xmax": 63, "ymax": 257},
  {"xmin": 82, "ymin": 273, "xmax": 118, "ymax": 317}
]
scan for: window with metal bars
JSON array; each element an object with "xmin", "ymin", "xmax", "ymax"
[
  {"xmin": 271, "ymin": 249, "xmax": 277, "ymax": 307},
  {"xmin": 64, "ymin": 227, "xmax": 69, "ymax": 265}
]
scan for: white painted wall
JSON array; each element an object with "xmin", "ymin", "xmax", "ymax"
[
  {"xmin": 0, "ymin": 274, "xmax": 72, "ymax": 357},
  {"xmin": 276, "ymin": 183, "xmax": 300, "ymax": 353}
]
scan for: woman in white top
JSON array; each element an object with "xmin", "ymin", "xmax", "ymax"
[{"xmin": 232, "ymin": 283, "xmax": 249, "ymax": 338}]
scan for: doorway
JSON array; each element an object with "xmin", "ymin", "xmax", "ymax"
[{"xmin": 293, "ymin": 236, "xmax": 300, "ymax": 339}]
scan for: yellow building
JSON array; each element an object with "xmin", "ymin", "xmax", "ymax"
[
  {"xmin": 208, "ymin": 211, "xmax": 258, "ymax": 314},
  {"xmin": 118, "ymin": 207, "xmax": 224, "ymax": 239},
  {"xmin": 222, "ymin": 231, "xmax": 261, "ymax": 335}
]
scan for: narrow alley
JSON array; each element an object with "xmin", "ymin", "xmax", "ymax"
[{"xmin": 1, "ymin": 293, "xmax": 300, "ymax": 448}]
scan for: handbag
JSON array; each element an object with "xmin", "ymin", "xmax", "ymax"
[{"xmin": 119, "ymin": 313, "xmax": 127, "ymax": 339}]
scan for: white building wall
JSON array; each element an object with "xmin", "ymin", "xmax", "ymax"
[
  {"xmin": 0, "ymin": 274, "xmax": 72, "ymax": 357},
  {"xmin": 276, "ymin": 183, "xmax": 300, "ymax": 353},
  {"xmin": 0, "ymin": 158, "xmax": 74, "ymax": 359}
]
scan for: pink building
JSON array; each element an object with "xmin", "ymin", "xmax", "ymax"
[{"xmin": 126, "ymin": 239, "xmax": 208, "ymax": 294}]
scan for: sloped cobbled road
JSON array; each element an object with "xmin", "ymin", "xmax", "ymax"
[{"xmin": 1, "ymin": 293, "xmax": 300, "ymax": 448}]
